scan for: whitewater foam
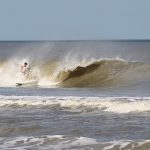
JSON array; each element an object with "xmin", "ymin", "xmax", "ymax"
[
  {"xmin": 0, "ymin": 135, "xmax": 150, "ymax": 150},
  {"xmin": 0, "ymin": 95, "xmax": 150, "ymax": 113},
  {"xmin": 0, "ymin": 135, "xmax": 98, "ymax": 150}
]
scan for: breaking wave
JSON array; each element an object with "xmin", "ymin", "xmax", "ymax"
[
  {"xmin": 0, "ymin": 57, "xmax": 150, "ymax": 88},
  {"xmin": 51, "ymin": 59, "xmax": 150, "ymax": 87}
]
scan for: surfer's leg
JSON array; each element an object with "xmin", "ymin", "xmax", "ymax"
[{"xmin": 24, "ymin": 72, "xmax": 30, "ymax": 81}]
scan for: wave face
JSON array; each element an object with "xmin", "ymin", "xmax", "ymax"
[
  {"xmin": 0, "ymin": 40, "xmax": 150, "ymax": 88},
  {"xmin": 49, "ymin": 59, "xmax": 150, "ymax": 87}
]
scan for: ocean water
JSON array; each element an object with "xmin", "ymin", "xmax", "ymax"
[{"xmin": 0, "ymin": 40, "xmax": 150, "ymax": 149}]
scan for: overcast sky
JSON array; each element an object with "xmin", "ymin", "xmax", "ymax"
[{"xmin": 0, "ymin": 0, "xmax": 150, "ymax": 40}]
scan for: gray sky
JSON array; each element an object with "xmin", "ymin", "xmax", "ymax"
[{"xmin": 0, "ymin": 0, "xmax": 150, "ymax": 40}]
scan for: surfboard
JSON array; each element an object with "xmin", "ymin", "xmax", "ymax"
[{"xmin": 16, "ymin": 80, "xmax": 38, "ymax": 87}]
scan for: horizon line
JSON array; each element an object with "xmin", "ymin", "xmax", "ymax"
[{"xmin": 0, "ymin": 39, "xmax": 150, "ymax": 42}]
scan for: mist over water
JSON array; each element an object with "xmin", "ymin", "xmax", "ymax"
[{"xmin": 0, "ymin": 41, "xmax": 150, "ymax": 149}]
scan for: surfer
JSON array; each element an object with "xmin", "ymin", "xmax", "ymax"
[
  {"xmin": 20, "ymin": 62, "xmax": 30, "ymax": 81},
  {"xmin": 16, "ymin": 62, "xmax": 38, "ymax": 86}
]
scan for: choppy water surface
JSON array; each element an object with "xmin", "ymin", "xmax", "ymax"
[{"xmin": 0, "ymin": 41, "xmax": 150, "ymax": 149}]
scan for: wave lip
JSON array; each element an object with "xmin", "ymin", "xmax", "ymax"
[{"xmin": 1, "ymin": 95, "xmax": 150, "ymax": 114}]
